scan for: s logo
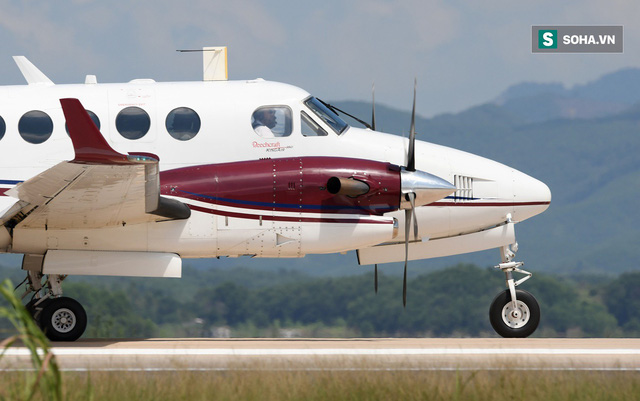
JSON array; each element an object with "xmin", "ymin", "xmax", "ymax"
[{"xmin": 538, "ymin": 30, "xmax": 558, "ymax": 49}]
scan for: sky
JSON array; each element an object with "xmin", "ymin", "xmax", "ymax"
[{"xmin": 0, "ymin": 0, "xmax": 638, "ymax": 117}]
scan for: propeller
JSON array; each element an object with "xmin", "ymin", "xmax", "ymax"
[
  {"xmin": 402, "ymin": 79, "xmax": 419, "ymax": 307},
  {"xmin": 407, "ymin": 79, "xmax": 417, "ymax": 172},
  {"xmin": 374, "ymin": 264, "xmax": 378, "ymax": 294},
  {"xmin": 371, "ymin": 83, "xmax": 377, "ymax": 131},
  {"xmin": 369, "ymin": 79, "xmax": 455, "ymax": 304}
]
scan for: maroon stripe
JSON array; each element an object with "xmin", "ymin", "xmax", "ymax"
[
  {"xmin": 160, "ymin": 157, "xmax": 402, "ymax": 217},
  {"xmin": 0, "ymin": 189, "xmax": 8, "ymax": 196},
  {"xmin": 189, "ymin": 205, "xmax": 392, "ymax": 225},
  {"xmin": 429, "ymin": 201, "xmax": 551, "ymax": 207}
]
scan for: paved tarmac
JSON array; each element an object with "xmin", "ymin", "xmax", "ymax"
[{"xmin": 2, "ymin": 338, "xmax": 640, "ymax": 371}]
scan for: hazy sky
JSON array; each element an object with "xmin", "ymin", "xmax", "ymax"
[{"xmin": 0, "ymin": 0, "xmax": 637, "ymax": 116}]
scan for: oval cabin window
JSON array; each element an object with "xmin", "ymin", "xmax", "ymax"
[
  {"xmin": 116, "ymin": 107, "xmax": 150, "ymax": 140},
  {"xmin": 18, "ymin": 111, "xmax": 53, "ymax": 144},
  {"xmin": 166, "ymin": 107, "xmax": 200, "ymax": 141},
  {"xmin": 0, "ymin": 116, "xmax": 5, "ymax": 141}
]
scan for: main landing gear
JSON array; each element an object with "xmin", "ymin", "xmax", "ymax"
[
  {"xmin": 489, "ymin": 238, "xmax": 540, "ymax": 338},
  {"xmin": 21, "ymin": 270, "xmax": 87, "ymax": 342}
]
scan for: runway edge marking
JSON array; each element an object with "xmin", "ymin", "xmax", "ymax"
[{"xmin": 4, "ymin": 348, "xmax": 640, "ymax": 356}]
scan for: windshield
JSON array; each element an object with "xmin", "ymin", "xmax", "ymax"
[{"xmin": 303, "ymin": 97, "xmax": 349, "ymax": 135}]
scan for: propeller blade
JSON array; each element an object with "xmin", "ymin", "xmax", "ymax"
[
  {"xmin": 371, "ymin": 83, "xmax": 377, "ymax": 131},
  {"xmin": 407, "ymin": 79, "xmax": 417, "ymax": 172},
  {"xmin": 374, "ymin": 263, "xmax": 378, "ymax": 294},
  {"xmin": 403, "ymin": 207, "xmax": 411, "ymax": 307},
  {"xmin": 403, "ymin": 248, "xmax": 408, "ymax": 307},
  {"xmin": 408, "ymin": 192, "xmax": 418, "ymax": 240}
]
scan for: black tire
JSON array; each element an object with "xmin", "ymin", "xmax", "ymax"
[
  {"xmin": 489, "ymin": 289, "xmax": 540, "ymax": 338},
  {"xmin": 40, "ymin": 297, "xmax": 87, "ymax": 342}
]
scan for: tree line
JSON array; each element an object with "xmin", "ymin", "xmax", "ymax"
[{"xmin": 1, "ymin": 264, "xmax": 639, "ymax": 338}]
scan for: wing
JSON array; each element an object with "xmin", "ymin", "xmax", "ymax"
[{"xmin": 6, "ymin": 98, "xmax": 190, "ymax": 230}]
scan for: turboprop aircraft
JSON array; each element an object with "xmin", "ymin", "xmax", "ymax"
[{"xmin": 0, "ymin": 48, "xmax": 550, "ymax": 341}]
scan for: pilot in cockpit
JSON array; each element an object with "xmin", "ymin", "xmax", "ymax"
[{"xmin": 252, "ymin": 108, "xmax": 277, "ymax": 138}]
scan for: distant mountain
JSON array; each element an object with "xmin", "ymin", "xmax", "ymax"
[{"xmin": 493, "ymin": 68, "xmax": 640, "ymax": 123}]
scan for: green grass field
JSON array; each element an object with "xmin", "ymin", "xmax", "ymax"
[{"xmin": 2, "ymin": 370, "xmax": 639, "ymax": 401}]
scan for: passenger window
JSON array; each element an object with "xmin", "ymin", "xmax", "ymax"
[
  {"xmin": 166, "ymin": 107, "xmax": 200, "ymax": 141},
  {"xmin": 116, "ymin": 106, "xmax": 150, "ymax": 140},
  {"xmin": 0, "ymin": 116, "xmax": 5, "ymax": 141},
  {"xmin": 251, "ymin": 106, "xmax": 292, "ymax": 138},
  {"xmin": 301, "ymin": 111, "xmax": 328, "ymax": 137},
  {"xmin": 65, "ymin": 110, "xmax": 101, "ymax": 135},
  {"xmin": 19, "ymin": 110, "xmax": 53, "ymax": 144}
]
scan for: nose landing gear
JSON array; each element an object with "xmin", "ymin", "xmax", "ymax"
[{"xmin": 489, "ymin": 225, "xmax": 540, "ymax": 338}]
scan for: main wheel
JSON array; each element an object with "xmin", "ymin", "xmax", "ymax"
[
  {"xmin": 489, "ymin": 289, "xmax": 540, "ymax": 338},
  {"xmin": 40, "ymin": 297, "xmax": 87, "ymax": 342}
]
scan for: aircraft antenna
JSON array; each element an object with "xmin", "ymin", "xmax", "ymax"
[{"xmin": 177, "ymin": 47, "xmax": 228, "ymax": 81}]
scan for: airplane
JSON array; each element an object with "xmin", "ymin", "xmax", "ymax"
[{"xmin": 0, "ymin": 48, "xmax": 551, "ymax": 341}]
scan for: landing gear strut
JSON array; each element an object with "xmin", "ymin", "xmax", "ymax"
[
  {"xmin": 489, "ymin": 222, "xmax": 540, "ymax": 338},
  {"xmin": 21, "ymin": 267, "xmax": 87, "ymax": 342}
]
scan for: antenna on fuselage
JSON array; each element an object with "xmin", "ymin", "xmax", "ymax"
[{"xmin": 176, "ymin": 46, "xmax": 228, "ymax": 81}]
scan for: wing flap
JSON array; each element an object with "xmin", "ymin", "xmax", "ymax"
[
  {"xmin": 15, "ymin": 163, "xmax": 152, "ymax": 229},
  {"xmin": 6, "ymin": 162, "xmax": 86, "ymax": 206}
]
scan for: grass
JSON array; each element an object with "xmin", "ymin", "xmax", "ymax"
[
  {"xmin": 1, "ymin": 370, "xmax": 639, "ymax": 400},
  {"xmin": 0, "ymin": 279, "xmax": 61, "ymax": 401}
]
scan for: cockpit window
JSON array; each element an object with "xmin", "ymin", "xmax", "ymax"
[
  {"xmin": 301, "ymin": 111, "xmax": 327, "ymax": 137},
  {"xmin": 303, "ymin": 97, "xmax": 348, "ymax": 135},
  {"xmin": 252, "ymin": 106, "xmax": 292, "ymax": 138}
]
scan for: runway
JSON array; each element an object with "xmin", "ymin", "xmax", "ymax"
[{"xmin": 2, "ymin": 338, "xmax": 640, "ymax": 371}]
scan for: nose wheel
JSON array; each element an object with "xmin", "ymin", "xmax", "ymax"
[{"xmin": 489, "ymin": 288, "xmax": 540, "ymax": 338}]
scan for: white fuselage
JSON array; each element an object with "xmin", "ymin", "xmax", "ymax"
[{"xmin": 0, "ymin": 79, "xmax": 551, "ymax": 262}]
